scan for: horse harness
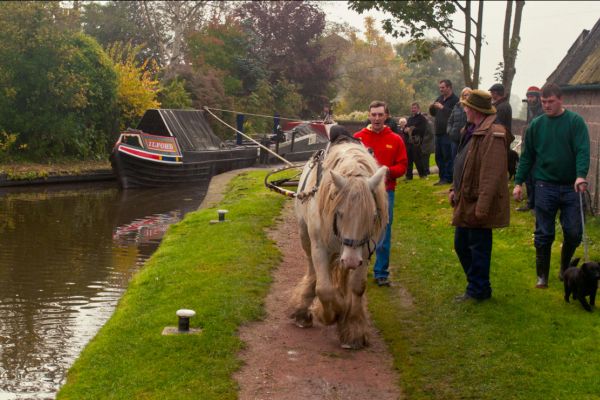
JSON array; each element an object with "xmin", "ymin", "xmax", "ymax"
[
  {"xmin": 269, "ymin": 138, "xmax": 381, "ymax": 260},
  {"xmin": 333, "ymin": 212, "xmax": 379, "ymax": 260}
]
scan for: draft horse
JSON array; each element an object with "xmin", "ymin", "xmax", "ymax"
[{"xmin": 290, "ymin": 140, "xmax": 388, "ymax": 349}]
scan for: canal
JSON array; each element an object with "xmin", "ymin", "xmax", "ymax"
[{"xmin": 0, "ymin": 181, "xmax": 209, "ymax": 399}]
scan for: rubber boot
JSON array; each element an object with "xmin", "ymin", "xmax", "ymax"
[
  {"xmin": 535, "ymin": 245, "xmax": 552, "ymax": 288},
  {"xmin": 559, "ymin": 242, "xmax": 578, "ymax": 281}
]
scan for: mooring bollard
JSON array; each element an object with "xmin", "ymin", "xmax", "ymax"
[
  {"xmin": 162, "ymin": 309, "xmax": 202, "ymax": 335},
  {"xmin": 210, "ymin": 209, "xmax": 229, "ymax": 224},
  {"xmin": 176, "ymin": 309, "xmax": 196, "ymax": 332}
]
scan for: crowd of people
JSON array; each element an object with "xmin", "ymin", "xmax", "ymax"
[{"xmin": 351, "ymin": 81, "xmax": 591, "ymax": 299}]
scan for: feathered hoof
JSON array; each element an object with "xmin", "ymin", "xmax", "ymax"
[
  {"xmin": 290, "ymin": 310, "xmax": 313, "ymax": 328},
  {"xmin": 340, "ymin": 336, "xmax": 368, "ymax": 350}
]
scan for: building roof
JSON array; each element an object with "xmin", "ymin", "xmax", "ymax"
[{"xmin": 546, "ymin": 18, "xmax": 600, "ymax": 87}]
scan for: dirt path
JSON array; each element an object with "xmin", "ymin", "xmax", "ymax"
[{"xmin": 234, "ymin": 203, "xmax": 403, "ymax": 400}]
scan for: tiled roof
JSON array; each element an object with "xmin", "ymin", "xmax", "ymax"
[{"xmin": 547, "ymin": 18, "xmax": 600, "ymax": 86}]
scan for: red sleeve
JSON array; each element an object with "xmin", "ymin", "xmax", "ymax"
[{"xmin": 387, "ymin": 136, "xmax": 408, "ymax": 179}]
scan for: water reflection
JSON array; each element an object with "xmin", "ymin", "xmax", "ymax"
[{"xmin": 0, "ymin": 181, "xmax": 208, "ymax": 399}]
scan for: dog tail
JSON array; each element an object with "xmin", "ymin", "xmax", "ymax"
[{"xmin": 570, "ymin": 257, "xmax": 581, "ymax": 267}]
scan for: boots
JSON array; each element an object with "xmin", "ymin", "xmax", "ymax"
[
  {"xmin": 559, "ymin": 242, "xmax": 578, "ymax": 281},
  {"xmin": 535, "ymin": 245, "xmax": 552, "ymax": 288}
]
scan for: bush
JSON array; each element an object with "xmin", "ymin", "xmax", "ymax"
[
  {"xmin": 334, "ymin": 110, "xmax": 369, "ymax": 122},
  {"xmin": 0, "ymin": 3, "xmax": 119, "ymax": 160}
]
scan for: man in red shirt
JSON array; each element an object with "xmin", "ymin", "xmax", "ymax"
[{"xmin": 354, "ymin": 100, "xmax": 408, "ymax": 286}]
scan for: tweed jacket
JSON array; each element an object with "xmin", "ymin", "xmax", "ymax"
[{"xmin": 451, "ymin": 114, "xmax": 510, "ymax": 229}]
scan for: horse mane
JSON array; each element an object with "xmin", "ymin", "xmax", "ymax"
[{"xmin": 316, "ymin": 142, "xmax": 388, "ymax": 244}]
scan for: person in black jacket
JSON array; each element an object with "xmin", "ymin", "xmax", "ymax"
[
  {"xmin": 429, "ymin": 79, "xmax": 459, "ymax": 185},
  {"xmin": 401, "ymin": 102, "xmax": 429, "ymax": 179},
  {"xmin": 489, "ymin": 83, "xmax": 512, "ymax": 135}
]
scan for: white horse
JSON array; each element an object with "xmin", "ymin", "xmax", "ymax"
[{"xmin": 290, "ymin": 140, "xmax": 388, "ymax": 349}]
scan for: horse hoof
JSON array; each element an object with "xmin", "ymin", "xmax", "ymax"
[
  {"xmin": 340, "ymin": 341, "xmax": 364, "ymax": 350},
  {"xmin": 295, "ymin": 320, "xmax": 313, "ymax": 328}
]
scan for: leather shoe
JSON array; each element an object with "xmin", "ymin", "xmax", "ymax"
[
  {"xmin": 433, "ymin": 180, "xmax": 450, "ymax": 186},
  {"xmin": 516, "ymin": 205, "xmax": 531, "ymax": 212},
  {"xmin": 454, "ymin": 293, "xmax": 476, "ymax": 302},
  {"xmin": 454, "ymin": 293, "xmax": 490, "ymax": 302},
  {"xmin": 375, "ymin": 277, "xmax": 391, "ymax": 287}
]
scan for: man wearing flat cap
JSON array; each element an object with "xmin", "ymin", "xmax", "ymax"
[{"xmin": 449, "ymin": 90, "xmax": 510, "ymax": 302}]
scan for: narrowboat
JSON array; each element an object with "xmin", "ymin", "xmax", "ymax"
[{"xmin": 110, "ymin": 109, "xmax": 257, "ymax": 188}]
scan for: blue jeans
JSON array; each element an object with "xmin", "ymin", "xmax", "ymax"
[
  {"xmin": 454, "ymin": 227, "xmax": 493, "ymax": 299},
  {"xmin": 435, "ymin": 134, "xmax": 453, "ymax": 182},
  {"xmin": 374, "ymin": 190, "xmax": 394, "ymax": 279},
  {"xmin": 534, "ymin": 181, "xmax": 582, "ymax": 248}
]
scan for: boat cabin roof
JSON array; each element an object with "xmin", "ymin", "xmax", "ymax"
[{"xmin": 136, "ymin": 109, "xmax": 223, "ymax": 152}]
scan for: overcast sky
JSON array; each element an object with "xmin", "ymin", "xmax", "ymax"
[{"xmin": 320, "ymin": 1, "xmax": 600, "ymax": 103}]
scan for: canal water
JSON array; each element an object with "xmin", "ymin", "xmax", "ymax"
[{"xmin": 0, "ymin": 181, "xmax": 209, "ymax": 399}]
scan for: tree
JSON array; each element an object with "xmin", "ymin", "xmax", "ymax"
[
  {"xmin": 81, "ymin": 1, "xmax": 163, "ymax": 67},
  {"xmin": 140, "ymin": 1, "xmax": 237, "ymax": 74},
  {"xmin": 349, "ymin": 1, "xmax": 525, "ymax": 96},
  {"xmin": 235, "ymin": 1, "xmax": 336, "ymax": 116},
  {"xmin": 500, "ymin": 0, "xmax": 524, "ymax": 98},
  {"xmin": 0, "ymin": 2, "xmax": 118, "ymax": 160},
  {"xmin": 349, "ymin": 1, "xmax": 484, "ymax": 89},
  {"xmin": 186, "ymin": 18, "xmax": 268, "ymax": 97},
  {"xmin": 395, "ymin": 40, "xmax": 465, "ymax": 107},
  {"xmin": 158, "ymin": 78, "xmax": 193, "ymax": 109},
  {"xmin": 334, "ymin": 18, "xmax": 415, "ymax": 116},
  {"xmin": 107, "ymin": 42, "xmax": 161, "ymax": 131}
]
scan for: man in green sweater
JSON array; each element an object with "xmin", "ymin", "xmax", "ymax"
[{"xmin": 513, "ymin": 83, "xmax": 590, "ymax": 288}]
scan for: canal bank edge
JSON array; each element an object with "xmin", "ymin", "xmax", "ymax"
[
  {"xmin": 0, "ymin": 162, "xmax": 114, "ymax": 187},
  {"xmin": 199, "ymin": 165, "xmax": 275, "ymax": 210}
]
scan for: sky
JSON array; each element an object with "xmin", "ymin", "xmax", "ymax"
[{"xmin": 319, "ymin": 1, "xmax": 600, "ymax": 105}]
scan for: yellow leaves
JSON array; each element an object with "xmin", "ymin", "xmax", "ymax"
[{"xmin": 107, "ymin": 42, "xmax": 160, "ymax": 130}]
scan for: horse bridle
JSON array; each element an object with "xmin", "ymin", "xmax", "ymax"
[{"xmin": 332, "ymin": 211, "xmax": 379, "ymax": 260}]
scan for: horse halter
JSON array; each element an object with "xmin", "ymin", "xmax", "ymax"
[{"xmin": 332, "ymin": 212, "xmax": 378, "ymax": 260}]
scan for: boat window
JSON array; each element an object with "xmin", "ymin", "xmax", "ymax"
[{"xmin": 122, "ymin": 135, "xmax": 143, "ymax": 148}]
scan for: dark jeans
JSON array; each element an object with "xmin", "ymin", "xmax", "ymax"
[
  {"xmin": 525, "ymin": 173, "xmax": 535, "ymax": 209},
  {"xmin": 435, "ymin": 134, "xmax": 453, "ymax": 182},
  {"xmin": 406, "ymin": 143, "xmax": 428, "ymax": 178},
  {"xmin": 534, "ymin": 181, "xmax": 582, "ymax": 248},
  {"xmin": 451, "ymin": 140, "xmax": 459, "ymax": 160},
  {"xmin": 454, "ymin": 227, "xmax": 493, "ymax": 299}
]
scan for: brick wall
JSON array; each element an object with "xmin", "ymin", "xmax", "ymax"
[{"xmin": 563, "ymin": 90, "xmax": 600, "ymax": 210}]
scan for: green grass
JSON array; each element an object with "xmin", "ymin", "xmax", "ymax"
[
  {"xmin": 58, "ymin": 170, "xmax": 600, "ymax": 399},
  {"xmin": 57, "ymin": 171, "xmax": 287, "ymax": 400},
  {"xmin": 368, "ymin": 177, "xmax": 600, "ymax": 399}
]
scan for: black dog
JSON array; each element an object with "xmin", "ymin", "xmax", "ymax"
[{"xmin": 563, "ymin": 258, "xmax": 600, "ymax": 312}]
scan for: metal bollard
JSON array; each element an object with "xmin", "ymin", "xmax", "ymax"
[
  {"xmin": 217, "ymin": 209, "xmax": 228, "ymax": 222},
  {"xmin": 176, "ymin": 309, "xmax": 196, "ymax": 332}
]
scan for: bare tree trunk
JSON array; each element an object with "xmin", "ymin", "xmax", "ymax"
[
  {"xmin": 502, "ymin": 0, "xmax": 524, "ymax": 98},
  {"xmin": 471, "ymin": 0, "xmax": 484, "ymax": 89},
  {"xmin": 462, "ymin": 0, "xmax": 473, "ymax": 88},
  {"xmin": 141, "ymin": 1, "xmax": 168, "ymax": 66}
]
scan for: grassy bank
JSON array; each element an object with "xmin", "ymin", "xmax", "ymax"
[
  {"xmin": 58, "ymin": 171, "xmax": 287, "ymax": 399},
  {"xmin": 368, "ymin": 177, "xmax": 600, "ymax": 399},
  {"xmin": 58, "ymin": 169, "xmax": 600, "ymax": 399}
]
